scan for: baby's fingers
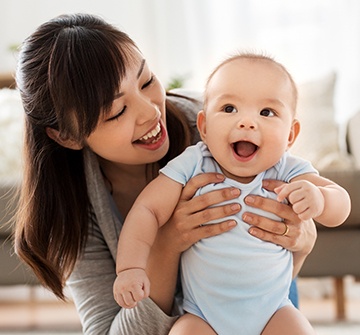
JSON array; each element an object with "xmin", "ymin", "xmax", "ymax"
[
  {"xmin": 116, "ymin": 282, "xmax": 149, "ymax": 309},
  {"xmin": 114, "ymin": 290, "xmax": 137, "ymax": 309},
  {"xmin": 298, "ymin": 211, "xmax": 314, "ymax": 221},
  {"xmin": 131, "ymin": 276, "xmax": 151, "ymax": 302},
  {"xmin": 275, "ymin": 183, "xmax": 299, "ymax": 202},
  {"xmin": 123, "ymin": 291, "xmax": 138, "ymax": 309}
]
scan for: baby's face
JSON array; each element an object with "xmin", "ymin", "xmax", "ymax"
[{"xmin": 198, "ymin": 58, "xmax": 299, "ymax": 183}]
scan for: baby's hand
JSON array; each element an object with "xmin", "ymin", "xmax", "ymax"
[
  {"xmin": 275, "ymin": 180, "xmax": 325, "ymax": 220},
  {"xmin": 113, "ymin": 268, "xmax": 150, "ymax": 309}
]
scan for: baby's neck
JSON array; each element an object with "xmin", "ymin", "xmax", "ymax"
[{"xmin": 219, "ymin": 166, "xmax": 256, "ymax": 184}]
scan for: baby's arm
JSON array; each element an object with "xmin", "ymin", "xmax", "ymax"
[
  {"xmin": 114, "ymin": 174, "xmax": 183, "ymax": 308},
  {"xmin": 275, "ymin": 173, "xmax": 351, "ymax": 227}
]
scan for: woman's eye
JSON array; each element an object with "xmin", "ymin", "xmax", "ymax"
[
  {"xmin": 223, "ymin": 105, "xmax": 237, "ymax": 113},
  {"xmin": 107, "ymin": 106, "xmax": 126, "ymax": 121},
  {"xmin": 260, "ymin": 108, "xmax": 275, "ymax": 117},
  {"xmin": 142, "ymin": 75, "xmax": 155, "ymax": 89}
]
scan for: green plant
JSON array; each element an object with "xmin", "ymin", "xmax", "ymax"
[
  {"xmin": 8, "ymin": 44, "xmax": 20, "ymax": 53},
  {"xmin": 166, "ymin": 75, "xmax": 187, "ymax": 91}
]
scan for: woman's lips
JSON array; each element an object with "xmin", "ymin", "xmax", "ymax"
[
  {"xmin": 138, "ymin": 122, "xmax": 161, "ymax": 144},
  {"xmin": 134, "ymin": 121, "xmax": 168, "ymax": 150}
]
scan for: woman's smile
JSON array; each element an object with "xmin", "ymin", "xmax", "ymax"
[
  {"xmin": 138, "ymin": 122, "xmax": 161, "ymax": 143},
  {"xmin": 134, "ymin": 119, "xmax": 168, "ymax": 151}
]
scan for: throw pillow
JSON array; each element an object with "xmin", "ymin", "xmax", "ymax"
[{"xmin": 290, "ymin": 72, "xmax": 353, "ymax": 171}]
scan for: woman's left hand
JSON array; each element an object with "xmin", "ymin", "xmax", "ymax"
[{"xmin": 242, "ymin": 179, "xmax": 317, "ymax": 276}]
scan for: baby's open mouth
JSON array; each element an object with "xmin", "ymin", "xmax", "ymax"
[
  {"xmin": 233, "ymin": 141, "xmax": 258, "ymax": 158},
  {"xmin": 136, "ymin": 123, "xmax": 162, "ymax": 144}
]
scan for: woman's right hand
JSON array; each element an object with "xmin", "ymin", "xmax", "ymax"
[{"xmin": 163, "ymin": 172, "xmax": 240, "ymax": 254}]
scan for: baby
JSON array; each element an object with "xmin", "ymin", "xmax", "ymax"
[{"xmin": 113, "ymin": 52, "xmax": 351, "ymax": 334}]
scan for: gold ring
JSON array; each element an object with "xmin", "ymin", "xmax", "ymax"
[{"xmin": 281, "ymin": 223, "xmax": 289, "ymax": 236}]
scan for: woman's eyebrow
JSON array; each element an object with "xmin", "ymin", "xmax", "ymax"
[
  {"xmin": 137, "ymin": 59, "xmax": 146, "ymax": 79},
  {"xmin": 112, "ymin": 59, "xmax": 146, "ymax": 101},
  {"xmin": 113, "ymin": 92, "xmax": 124, "ymax": 100}
]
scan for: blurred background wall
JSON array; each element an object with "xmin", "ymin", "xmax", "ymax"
[{"xmin": 2, "ymin": 0, "xmax": 360, "ymax": 122}]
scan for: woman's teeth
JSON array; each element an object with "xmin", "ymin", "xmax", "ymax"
[{"xmin": 139, "ymin": 123, "xmax": 161, "ymax": 142}]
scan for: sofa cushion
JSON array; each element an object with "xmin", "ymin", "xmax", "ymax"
[
  {"xmin": 0, "ymin": 235, "xmax": 39, "ymax": 285},
  {"xmin": 300, "ymin": 229, "xmax": 360, "ymax": 277},
  {"xmin": 290, "ymin": 72, "xmax": 354, "ymax": 171},
  {"xmin": 316, "ymin": 169, "xmax": 360, "ymax": 229},
  {"xmin": 0, "ymin": 182, "xmax": 18, "ymax": 238}
]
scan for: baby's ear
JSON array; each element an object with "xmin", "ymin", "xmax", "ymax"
[
  {"xmin": 197, "ymin": 110, "xmax": 207, "ymax": 143},
  {"xmin": 46, "ymin": 127, "xmax": 83, "ymax": 150},
  {"xmin": 287, "ymin": 119, "xmax": 300, "ymax": 149}
]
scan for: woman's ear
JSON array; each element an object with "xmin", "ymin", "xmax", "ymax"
[
  {"xmin": 197, "ymin": 110, "xmax": 207, "ymax": 143},
  {"xmin": 287, "ymin": 119, "xmax": 300, "ymax": 149},
  {"xmin": 46, "ymin": 127, "xmax": 83, "ymax": 150}
]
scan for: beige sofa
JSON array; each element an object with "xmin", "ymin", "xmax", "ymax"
[
  {"xmin": 298, "ymin": 110, "xmax": 360, "ymax": 319},
  {"xmin": 288, "ymin": 73, "xmax": 360, "ymax": 319},
  {"xmin": 0, "ymin": 183, "xmax": 38, "ymax": 285},
  {"xmin": 0, "ymin": 77, "xmax": 38, "ymax": 286}
]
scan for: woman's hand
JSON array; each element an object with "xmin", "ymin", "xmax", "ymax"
[
  {"xmin": 243, "ymin": 179, "xmax": 317, "ymax": 277},
  {"xmin": 162, "ymin": 172, "xmax": 240, "ymax": 254},
  {"xmin": 147, "ymin": 173, "xmax": 240, "ymax": 313}
]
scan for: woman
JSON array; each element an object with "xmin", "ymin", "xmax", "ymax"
[{"xmin": 14, "ymin": 13, "xmax": 316, "ymax": 335}]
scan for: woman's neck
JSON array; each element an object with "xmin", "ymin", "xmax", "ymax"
[{"xmin": 98, "ymin": 158, "xmax": 156, "ymax": 217}]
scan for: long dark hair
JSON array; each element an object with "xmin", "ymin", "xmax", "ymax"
[{"xmin": 14, "ymin": 13, "xmax": 192, "ymax": 300}]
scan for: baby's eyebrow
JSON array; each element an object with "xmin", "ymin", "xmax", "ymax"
[{"xmin": 262, "ymin": 98, "xmax": 285, "ymax": 108}]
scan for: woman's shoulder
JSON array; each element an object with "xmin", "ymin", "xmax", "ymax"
[
  {"xmin": 166, "ymin": 89, "xmax": 203, "ymax": 120},
  {"xmin": 166, "ymin": 89, "xmax": 203, "ymax": 144}
]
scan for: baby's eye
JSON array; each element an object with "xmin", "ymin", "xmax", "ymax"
[
  {"xmin": 260, "ymin": 108, "xmax": 275, "ymax": 117},
  {"xmin": 223, "ymin": 105, "xmax": 238, "ymax": 113}
]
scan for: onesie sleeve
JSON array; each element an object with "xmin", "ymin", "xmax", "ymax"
[
  {"xmin": 160, "ymin": 143, "xmax": 203, "ymax": 185},
  {"xmin": 275, "ymin": 152, "xmax": 319, "ymax": 182}
]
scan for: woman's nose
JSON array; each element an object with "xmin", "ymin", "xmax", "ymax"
[{"xmin": 135, "ymin": 99, "xmax": 159, "ymax": 125}]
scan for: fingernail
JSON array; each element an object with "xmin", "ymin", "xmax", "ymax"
[
  {"xmin": 243, "ymin": 214, "xmax": 252, "ymax": 223},
  {"xmin": 231, "ymin": 188, "xmax": 240, "ymax": 196},
  {"xmin": 216, "ymin": 174, "xmax": 224, "ymax": 180},
  {"xmin": 249, "ymin": 228, "xmax": 258, "ymax": 236},
  {"xmin": 228, "ymin": 220, "xmax": 237, "ymax": 228},
  {"xmin": 231, "ymin": 204, "xmax": 240, "ymax": 211},
  {"xmin": 263, "ymin": 180, "xmax": 269, "ymax": 187},
  {"xmin": 245, "ymin": 195, "xmax": 254, "ymax": 204}
]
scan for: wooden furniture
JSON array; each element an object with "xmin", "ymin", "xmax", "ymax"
[{"xmin": 0, "ymin": 73, "xmax": 15, "ymax": 89}]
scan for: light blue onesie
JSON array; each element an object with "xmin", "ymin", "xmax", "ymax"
[{"xmin": 160, "ymin": 141, "xmax": 318, "ymax": 335}]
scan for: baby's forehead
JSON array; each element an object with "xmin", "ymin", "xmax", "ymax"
[
  {"xmin": 220, "ymin": 56, "xmax": 284, "ymax": 74},
  {"xmin": 223, "ymin": 57, "xmax": 296, "ymax": 97},
  {"xmin": 205, "ymin": 57, "xmax": 298, "ymax": 113},
  {"xmin": 208, "ymin": 57, "xmax": 292, "ymax": 92}
]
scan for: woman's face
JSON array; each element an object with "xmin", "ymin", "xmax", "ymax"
[{"xmin": 86, "ymin": 50, "xmax": 169, "ymax": 166}]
